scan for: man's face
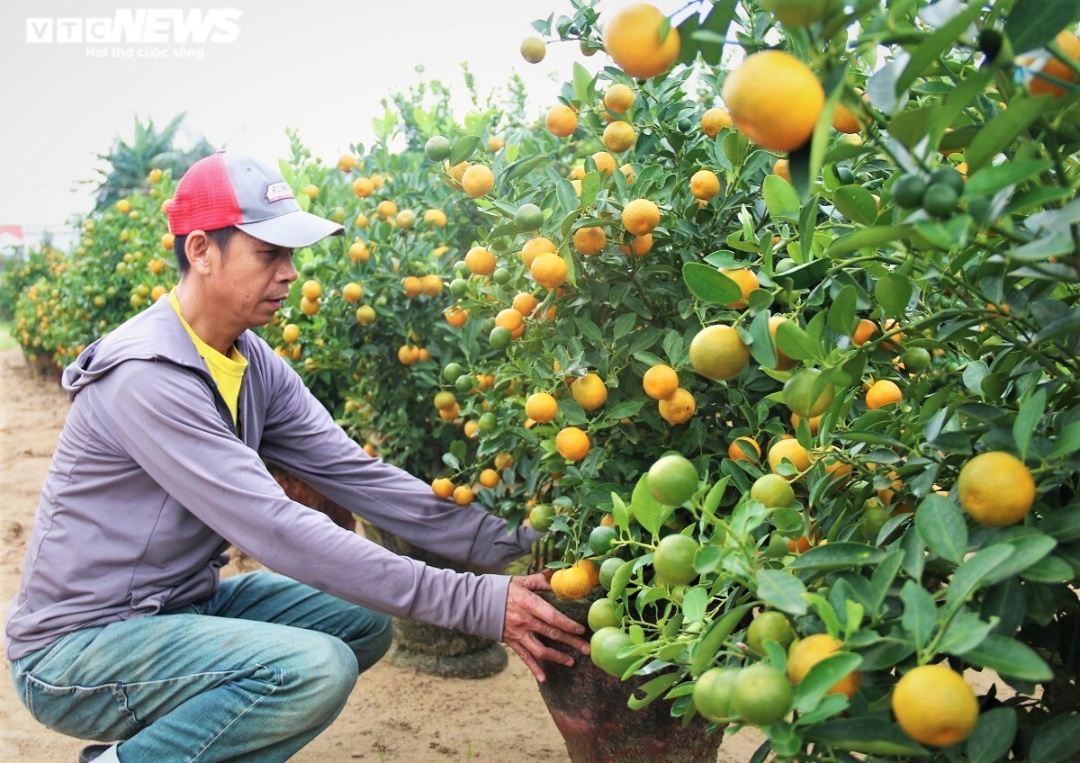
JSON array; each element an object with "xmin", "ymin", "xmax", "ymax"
[{"xmin": 209, "ymin": 229, "xmax": 297, "ymax": 331}]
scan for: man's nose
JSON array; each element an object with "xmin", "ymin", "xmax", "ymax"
[{"xmin": 280, "ymin": 255, "xmax": 298, "ymax": 282}]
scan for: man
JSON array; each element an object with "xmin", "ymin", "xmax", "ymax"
[{"xmin": 6, "ymin": 151, "xmax": 588, "ymax": 763}]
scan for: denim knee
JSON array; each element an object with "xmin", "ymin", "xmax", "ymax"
[
  {"xmin": 286, "ymin": 635, "xmax": 360, "ymax": 727},
  {"xmin": 353, "ymin": 613, "xmax": 394, "ymax": 673}
]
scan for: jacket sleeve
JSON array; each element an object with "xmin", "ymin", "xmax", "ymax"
[
  {"xmin": 87, "ymin": 360, "xmax": 518, "ymax": 642},
  {"xmin": 254, "ymin": 347, "xmax": 541, "ymax": 573}
]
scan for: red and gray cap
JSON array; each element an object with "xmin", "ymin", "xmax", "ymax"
[{"xmin": 167, "ymin": 150, "xmax": 344, "ymax": 248}]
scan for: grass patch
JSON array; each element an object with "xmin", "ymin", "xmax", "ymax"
[{"xmin": 0, "ymin": 321, "xmax": 18, "ymax": 352}]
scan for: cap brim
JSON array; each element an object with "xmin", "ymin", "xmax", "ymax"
[{"xmin": 236, "ymin": 211, "xmax": 344, "ymax": 249}]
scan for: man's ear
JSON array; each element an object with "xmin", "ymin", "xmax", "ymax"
[{"xmin": 184, "ymin": 231, "xmax": 214, "ymax": 275}]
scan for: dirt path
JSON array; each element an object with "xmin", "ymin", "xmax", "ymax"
[{"xmin": 0, "ymin": 347, "xmax": 759, "ymax": 761}]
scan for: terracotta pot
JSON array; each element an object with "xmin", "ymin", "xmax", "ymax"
[
  {"xmin": 536, "ymin": 591, "xmax": 723, "ymax": 763},
  {"xmin": 269, "ymin": 467, "xmax": 356, "ymax": 531},
  {"xmin": 358, "ymin": 518, "xmax": 508, "ymax": 679}
]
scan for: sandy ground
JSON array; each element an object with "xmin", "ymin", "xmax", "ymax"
[{"xmin": 0, "ymin": 347, "xmax": 762, "ymax": 762}]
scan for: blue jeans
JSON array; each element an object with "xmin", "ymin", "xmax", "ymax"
[{"xmin": 10, "ymin": 571, "xmax": 394, "ymax": 762}]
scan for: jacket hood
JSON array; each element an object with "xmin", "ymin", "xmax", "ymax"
[{"xmin": 62, "ymin": 296, "xmax": 253, "ymax": 399}]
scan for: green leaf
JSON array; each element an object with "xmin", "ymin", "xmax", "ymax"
[
  {"xmin": 572, "ymin": 62, "xmax": 595, "ymax": 106},
  {"xmin": 503, "ymin": 155, "xmax": 547, "ymax": 182},
  {"xmin": 1007, "ymin": 186, "xmax": 1078, "ymax": 215},
  {"xmin": 793, "ymin": 653, "xmax": 862, "ymax": 712},
  {"xmin": 690, "ymin": 602, "xmax": 755, "ymax": 677},
  {"xmin": 888, "ymin": 106, "xmax": 936, "ymax": 149},
  {"xmin": 756, "ymin": 569, "xmax": 808, "ymax": 616},
  {"xmin": 658, "ymin": 16, "xmax": 672, "ymax": 45},
  {"xmin": 967, "ymin": 707, "xmax": 1018, "ymax": 763},
  {"xmin": 489, "ymin": 221, "xmax": 523, "ymax": 239},
  {"xmin": 902, "ymin": 527, "xmax": 927, "ymax": 581},
  {"xmin": 722, "ymin": 129, "xmax": 749, "ymax": 166},
  {"xmin": 806, "ymin": 68, "xmax": 847, "ymax": 200},
  {"xmin": 869, "ymin": 551, "xmax": 904, "ymax": 616},
  {"xmin": 749, "ymin": 309, "xmax": 779, "ymax": 368},
  {"xmin": 580, "ymin": 171, "xmax": 602, "ymax": 209},
  {"xmin": 694, "ymin": 544, "xmax": 723, "ymax": 575},
  {"xmin": 448, "ymin": 135, "xmax": 481, "ymax": 165},
  {"xmin": 828, "ymin": 226, "xmax": 910, "ymax": 257},
  {"xmin": 790, "ymin": 136, "xmax": 816, "ymax": 203},
  {"xmin": 827, "ymin": 285, "xmax": 859, "ymax": 338},
  {"xmin": 832, "ymin": 185, "xmax": 879, "ymax": 226},
  {"xmin": 966, "ymin": 96, "xmax": 1054, "ymax": 172},
  {"xmin": 805, "ymin": 719, "xmax": 930, "ymax": 756},
  {"xmin": 613, "ymin": 311, "xmax": 638, "ymax": 341},
  {"xmin": 555, "ymin": 179, "xmax": 579, "ymax": 215},
  {"xmin": 946, "ymin": 545, "xmax": 1014, "ymax": 612},
  {"xmin": 1015, "ymin": 388, "xmax": 1047, "ymax": 461},
  {"xmin": 793, "ymin": 694, "xmax": 848, "ymax": 727},
  {"xmin": 605, "ymin": 400, "xmax": 646, "ymax": 421},
  {"xmin": 930, "ymin": 70, "xmax": 996, "ymax": 148},
  {"xmin": 938, "ymin": 611, "xmax": 997, "ymax": 656},
  {"xmin": 771, "ymin": 508, "xmax": 804, "ymax": 536},
  {"xmin": 611, "ymin": 492, "xmax": 630, "ymax": 529},
  {"xmin": 691, "ymin": 0, "xmax": 735, "ymax": 65},
  {"xmin": 1028, "ymin": 711, "xmax": 1080, "ymax": 763},
  {"xmin": 964, "ymin": 160, "xmax": 1055, "ymax": 198},
  {"xmin": 914, "ymin": 494, "xmax": 968, "ymax": 564},
  {"xmin": 611, "ymin": 558, "xmax": 636, "ymax": 598},
  {"xmin": 632, "ymin": 474, "xmax": 671, "ymax": 536},
  {"xmin": 787, "ymin": 542, "xmax": 887, "ymax": 572},
  {"xmin": 959, "ymin": 634, "xmax": 1054, "ymax": 682},
  {"xmin": 703, "ymin": 476, "xmax": 730, "ymax": 516},
  {"xmin": 804, "ymin": 592, "xmax": 843, "ymax": 637},
  {"xmin": 874, "ymin": 273, "xmax": 913, "ymax": 319},
  {"xmin": 775, "ymin": 319, "xmax": 819, "ymax": 361},
  {"xmin": 900, "ymin": 579, "xmax": 937, "ymax": 650},
  {"xmin": 574, "ymin": 316, "xmax": 604, "ymax": 344},
  {"xmin": 763, "ymin": 175, "xmax": 800, "ymax": 221},
  {"xmin": 1022, "ymin": 554, "xmax": 1075, "ymax": 584},
  {"xmin": 674, "ymin": 10, "xmax": 700, "ymax": 66},
  {"xmin": 839, "ymin": 431, "xmax": 908, "ymax": 451},
  {"xmin": 1049, "ymin": 421, "xmax": 1080, "ymax": 460},
  {"xmin": 1005, "ymin": 0, "xmax": 1080, "ymax": 53},
  {"xmin": 963, "ymin": 361, "xmax": 990, "ymax": 395},
  {"xmin": 627, "ymin": 672, "xmax": 680, "ymax": 710},
  {"xmin": 682, "ymin": 586, "xmax": 709, "ymax": 623},
  {"xmin": 896, "ymin": 3, "xmax": 985, "ymax": 95},
  {"xmin": 1040, "ymin": 506, "xmax": 1080, "ymax": 542},
  {"xmin": 912, "ymin": 215, "xmax": 970, "ymax": 252},
  {"xmin": 983, "ymin": 534, "xmax": 1058, "ymax": 585},
  {"xmin": 277, "ymin": 160, "xmax": 296, "ymax": 186},
  {"xmin": 682, "ymin": 262, "xmax": 742, "ymax": 306},
  {"xmin": 844, "ymin": 600, "xmax": 865, "ymax": 641},
  {"xmin": 1033, "ymin": 307, "xmax": 1080, "ymax": 341}
]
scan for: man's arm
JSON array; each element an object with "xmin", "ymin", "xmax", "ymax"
[{"xmin": 255, "ymin": 349, "xmax": 541, "ymax": 572}]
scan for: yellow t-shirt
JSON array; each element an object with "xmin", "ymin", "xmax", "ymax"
[{"xmin": 168, "ymin": 291, "xmax": 248, "ymax": 425}]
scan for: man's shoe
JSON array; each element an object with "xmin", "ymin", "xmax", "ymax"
[{"xmin": 78, "ymin": 744, "xmax": 112, "ymax": 763}]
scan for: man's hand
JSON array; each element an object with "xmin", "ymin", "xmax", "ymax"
[{"xmin": 502, "ymin": 573, "xmax": 590, "ymax": 682}]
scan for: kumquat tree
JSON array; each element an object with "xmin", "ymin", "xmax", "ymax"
[{"xmin": 6, "ymin": 0, "xmax": 1080, "ymax": 759}]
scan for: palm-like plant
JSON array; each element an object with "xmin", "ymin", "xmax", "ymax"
[{"xmin": 90, "ymin": 113, "xmax": 216, "ymax": 210}]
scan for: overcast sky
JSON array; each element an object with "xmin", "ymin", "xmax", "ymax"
[{"xmin": 1, "ymin": 0, "xmax": 686, "ymax": 244}]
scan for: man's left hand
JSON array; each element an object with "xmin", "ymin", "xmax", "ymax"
[{"xmin": 502, "ymin": 573, "xmax": 590, "ymax": 682}]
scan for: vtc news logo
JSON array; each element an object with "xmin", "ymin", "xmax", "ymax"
[{"xmin": 26, "ymin": 9, "xmax": 242, "ymax": 44}]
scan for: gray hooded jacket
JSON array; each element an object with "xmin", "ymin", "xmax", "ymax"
[{"xmin": 5, "ymin": 297, "xmax": 539, "ymax": 660}]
